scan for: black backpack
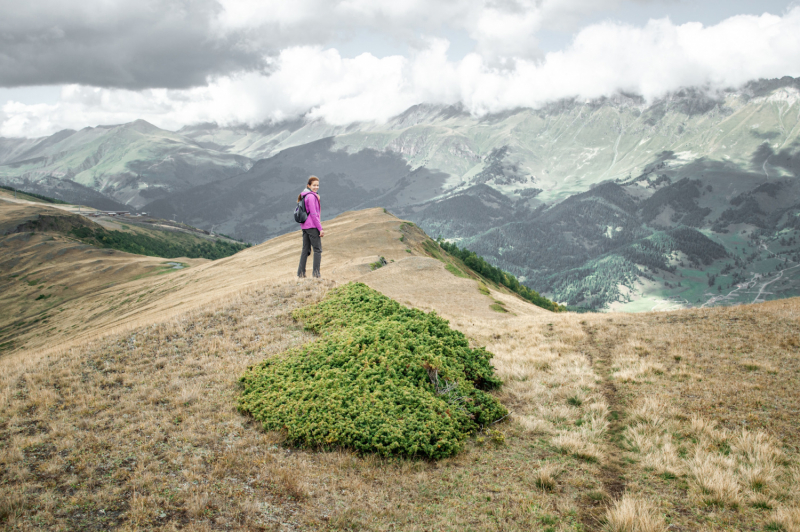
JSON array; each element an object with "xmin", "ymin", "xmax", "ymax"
[{"xmin": 294, "ymin": 194, "xmax": 309, "ymax": 223}]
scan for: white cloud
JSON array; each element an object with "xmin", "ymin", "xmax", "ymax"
[
  {"xmin": 213, "ymin": 0, "xmax": 627, "ymax": 59},
  {"xmin": 3, "ymin": 7, "xmax": 800, "ymax": 137}
]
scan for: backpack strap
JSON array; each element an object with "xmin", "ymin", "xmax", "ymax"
[{"xmin": 303, "ymin": 191, "xmax": 320, "ymax": 211}]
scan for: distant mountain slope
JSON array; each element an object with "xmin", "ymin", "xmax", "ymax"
[
  {"xmin": 4, "ymin": 78, "xmax": 799, "ymax": 206},
  {"xmin": 408, "ymin": 177, "xmax": 800, "ymax": 310},
  {"xmin": 7, "ymin": 77, "xmax": 793, "ymax": 214},
  {"xmin": 144, "ymin": 138, "xmax": 449, "ymax": 242},
  {"xmin": 2, "ymin": 77, "xmax": 800, "ymax": 309},
  {"xmin": 0, "ymin": 120, "xmax": 252, "ymax": 209},
  {"xmin": 181, "ymin": 77, "xmax": 800, "ymax": 204},
  {"xmin": 4, "ymin": 177, "xmax": 136, "ymax": 211}
]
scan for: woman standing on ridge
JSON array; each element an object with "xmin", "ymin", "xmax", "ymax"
[{"xmin": 297, "ymin": 176, "xmax": 324, "ymax": 278}]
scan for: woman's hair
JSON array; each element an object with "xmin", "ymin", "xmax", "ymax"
[{"xmin": 298, "ymin": 175, "xmax": 320, "ymax": 202}]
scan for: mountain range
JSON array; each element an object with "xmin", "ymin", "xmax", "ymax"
[{"xmin": 2, "ymin": 76, "xmax": 800, "ymax": 310}]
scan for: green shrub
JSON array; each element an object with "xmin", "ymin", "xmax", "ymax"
[
  {"xmin": 238, "ymin": 283, "xmax": 507, "ymax": 459},
  {"xmin": 422, "ymin": 240, "xmax": 445, "ymax": 261},
  {"xmin": 488, "ymin": 428, "xmax": 506, "ymax": 446},
  {"xmin": 69, "ymin": 226, "xmax": 248, "ymax": 260},
  {"xmin": 490, "ymin": 301, "xmax": 508, "ymax": 313},
  {"xmin": 445, "ymin": 263, "xmax": 468, "ymax": 278},
  {"xmin": 370, "ymin": 256, "xmax": 387, "ymax": 270},
  {"xmin": 437, "ymin": 239, "xmax": 561, "ymax": 312}
]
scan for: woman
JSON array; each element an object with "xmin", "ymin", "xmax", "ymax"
[{"xmin": 297, "ymin": 176, "xmax": 324, "ymax": 278}]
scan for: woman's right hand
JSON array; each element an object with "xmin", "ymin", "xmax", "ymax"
[{"xmin": 320, "ymin": 229, "xmax": 325, "ymax": 237}]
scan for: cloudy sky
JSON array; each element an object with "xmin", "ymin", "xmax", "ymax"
[{"xmin": 1, "ymin": 0, "xmax": 799, "ymax": 137}]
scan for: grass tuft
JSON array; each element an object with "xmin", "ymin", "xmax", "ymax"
[
  {"xmin": 768, "ymin": 506, "xmax": 800, "ymax": 532},
  {"xmin": 567, "ymin": 395, "xmax": 583, "ymax": 407},
  {"xmin": 533, "ymin": 464, "xmax": 560, "ymax": 491},
  {"xmin": 604, "ymin": 495, "xmax": 668, "ymax": 532},
  {"xmin": 0, "ymin": 487, "xmax": 27, "ymax": 524},
  {"xmin": 690, "ymin": 453, "xmax": 742, "ymax": 508},
  {"xmin": 588, "ymin": 490, "xmax": 608, "ymax": 501},
  {"xmin": 539, "ymin": 514, "xmax": 558, "ymax": 525}
]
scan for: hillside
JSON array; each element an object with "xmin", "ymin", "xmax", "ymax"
[
  {"xmin": 0, "ymin": 191, "xmax": 248, "ymax": 354},
  {"xmin": 1, "ymin": 207, "xmax": 798, "ymax": 531},
  {"xmin": 0, "ymin": 197, "xmax": 542, "ymax": 356}
]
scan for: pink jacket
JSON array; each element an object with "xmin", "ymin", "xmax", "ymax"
[{"xmin": 300, "ymin": 190, "xmax": 322, "ymax": 231}]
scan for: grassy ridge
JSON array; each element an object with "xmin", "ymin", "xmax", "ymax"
[
  {"xmin": 437, "ymin": 239, "xmax": 562, "ymax": 312},
  {"xmin": 0, "ymin": 185, "xmax": 68, "ymax": 204},
  {"xmin": 70, "ymin": 225, "xmax": 249, "ymax": 260},
  {"xmin": 238, "ymin": 283, "xmax": 507, "ymax": 459}
]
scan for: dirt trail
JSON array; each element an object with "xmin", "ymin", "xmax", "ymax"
[{"xmin": 579, "ymin": 321, "xmax": 629, "ymax": 525}]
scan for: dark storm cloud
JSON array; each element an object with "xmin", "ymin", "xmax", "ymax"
[{"xmin": 0, "ymin": 0, "xmax": 267, "ymax": 89}]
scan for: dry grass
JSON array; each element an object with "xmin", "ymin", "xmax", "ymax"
[
  {"xmin": 0, "ymin": 280, "xmax": 598, "ymax": 531},
  {"xmin": 770, "ymin": 506, "xmax": 800, "ymax": 532},
  {"xmin": 594, "ymin": 304, "xmax": 800, "ymax": 530},
  {"xmin": 689, "ymin": 452, "xmax": 743, "ymax": 508},
  {"xmin": 1, "ymin": 281, "xmax": 330, "ymax": 530},
  {"xmin": 1, "ymin": 205, "xmax": 427, "ymax": 358},
  {"xmin": 610, "ymin": 340, "xmax": 666, "ymax": 382},
  {"xmin": 0, "ymin": 202, "xmax": 196, "ymax": 355},
  {"xmin": 532, "ymin": 463, "xmax": 561, "ymax": 491},
  {"xmin": 623, "ymin": 399, "xmax": 795, "ymax": 513},
  {"xmin": 445, "ymin": 312, "xmax": 626, "ymax": 528},
  {"xmin": 458, "ymin": 314, "xmax": 609, "ymax": 462},
  {"xmin": 553, "ymin": 431, "xmax": 605, "ymax": 463},
  {"xmin": 604, "ymin": 495, "xmax": 667, "ymax": 532},
  {"xmin": 3, "ymin": 200, "xmax": 800, "ymax": 531},
  {"xmin": 460, "ymin": 303, "xmax": 800, "ymax": 531}
]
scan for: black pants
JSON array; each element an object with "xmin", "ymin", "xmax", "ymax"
[{"xmin": 297, "ymin": 228, "xmax": 322, "ymax": 278}]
